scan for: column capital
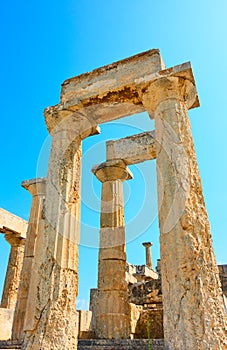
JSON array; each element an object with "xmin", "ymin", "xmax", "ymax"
[
  {"xmin": 4, "ymin": 230, "xmax": 26, "ymax": 247},
  {"xmin": 92, "ymin": 159, "xmax": 133, "ymax": 183},
  {"xmin": 142, "ymin": 241, "xmax": 153, "ymax": 248},
  {"xmin": 138, "ymin": 62, "xmax": 199, "ymax": 116},
  {"xmin": 44, "ymin": 105, "xmax": 100, "ymax": 139},
  {"xmin": 21, "ymin": 178, "xmax": 46, "ymax": 197}
]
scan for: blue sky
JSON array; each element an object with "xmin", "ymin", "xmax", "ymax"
[{"xmin": 0, "ymin": 1, "xmax": 227, "ymax": 308}]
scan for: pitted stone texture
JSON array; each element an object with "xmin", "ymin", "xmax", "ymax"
[
  {"xmin": 142, "ymin": 78, "xmax": 227, "ymax": 349},
  {"xmin": 22, "ymin": 255, "xmax": 78, "ymax": 350}
]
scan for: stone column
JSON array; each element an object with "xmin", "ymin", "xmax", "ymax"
[
  {"xmin": 92, "ymin": 159, "xmax": 132, "ymax": 339},
  {"xmin": 1, "ymin": 232, "xmax": 25, "ymax": 309},
  {"xmin": 23, "ymin": 113, "xmax": 99, "ymax": 350},
  {"xmin": 12, "ymin": 178, "xmax": 46, "ymax": 341},
  {"xmin": 142, "ymin": 242, "xmax": 153, "ymax": 268},
  {"xmin": 141, "ymin": 75, "xmax": 227, "ymax": 349}
]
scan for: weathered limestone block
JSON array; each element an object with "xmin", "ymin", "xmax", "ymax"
[
  {"xmin": 44, "ymin": 50, "xmax": 166, "ymax": 138},
  {"xmin": 0, "ymin": 308, "xmax": 14, "ymax": 340},
  {"xmin": 77, "ymin": 338, "xmax": 165, "ymax": 350},
  {"xmin": 141, "ymin": 69, "xmax": 227, "ymax": 349},
  {"xmin": 129, "ymin": 303, "xmax": 142, "ymax": 337},
  {"xmin": 92, "ymin": 160, "xmax": 132, "ymax": 339},
  {"xmin": 78, "ymin": 310, "xmax": 94, "ymax": 339},
  {"xmin": 134, "ymin": 307, "xmax": 164, "ymax": 340},
  {"xmin": 106, "ymin": 131, "xmax": 156, "ymax": 164},
  {"xmin": 12, "ymin": 178, "xmax": 46, "ymax": 341},
  {"xmin": 0, "ymin": 208, "xmax": 28, "ymax": 238}
]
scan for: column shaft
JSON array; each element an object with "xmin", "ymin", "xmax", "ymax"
[
  {"xmin": 93, "ymin": 160, "xmax": 132, "ymax": 339},
  {"xmin": 23, "ymin": 128, "xmax": 82, "ymax": 350},
  {"xmin": 12, "ymin": 178, "xmax": 46, "ymax": 341},
  {"xmin": 1, "ymin": 234, "xmax": 25, "ymax": 309},
  {"xmin": 142, "ymin": 76, "xmax": 226, "ymax": 349}
]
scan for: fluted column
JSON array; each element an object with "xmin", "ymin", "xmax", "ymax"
[
  {"xmin": 1, "ymin": 232, "xmax": 25, "ymax": 309},
  {"xmin": 23, "ymin": 113, "xmax": 99, "ymax": 350},
  {"xmin": 141, "ymin": 74, "xmax": 227, "ymax": 349},
  {"xmin": 92, "ymin": 159, "xmax": 133, "ymax": 339},
  {"xmin": 12, "ymin": 178, "xmax": 46, "ymax": 341}
]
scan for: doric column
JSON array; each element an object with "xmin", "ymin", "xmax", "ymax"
[
  {"xmin": 92, "ymin": 159, "xmax": 132, "ymax": 339},
  {"xmin": 142, "ymin": 242, "xmax": 153, "ymax": 269},
  {"xmin": 23, "ymin": 112, "xmax": 99, "ymax": 350},
  {"xmin": 1, "ymin": 232, "xmax": 25, "ymax": 309},
  {"xmin": 141, "ymin": 74, "xmax": 227, "ymax": 349},
  {"xmin": 12, "ymin": 178, "xmax": 46, "ymax": 341}
]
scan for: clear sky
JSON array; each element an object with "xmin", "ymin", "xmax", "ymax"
[{"xmin": 0, "ymin": 0, "xmax": 227, "ymax": 309}]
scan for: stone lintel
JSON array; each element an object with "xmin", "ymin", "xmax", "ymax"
[
  {"xmin": 60, "ymin": 49, "xmax": 165, "ymax": 105},
  {"xmin": 92, "ymin": 159, "xmax": 133, "ymax": 182},
  {"xmin": 21, "ymin": 177, "xmax": 46, "ymax": 196},
  {"xmin": 44, "ymin": 56, "xmax": 199, "ymax": 133},
  {"xmin": 106, "ymin": 130, "xmax": 156, "ymax": 164},
  {"xmin": 0, "ymin": 208, "xmax": 28, "ymax": 239}
]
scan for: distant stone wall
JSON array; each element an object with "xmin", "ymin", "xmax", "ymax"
[
  {"xmin": 218, "ymin": 265, "xmax": 227, "ymax": 298},
  {"xmin": 128, "ymin": 279, "xmax": 162, "ymax": 305},
  {"xmin": 128, "ymin": 278, "xmax": 163, "ymax": 339}
]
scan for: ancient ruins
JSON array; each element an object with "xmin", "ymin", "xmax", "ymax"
[{"xmin": 0, "ymin": 49, "xmax": 226, "ymax": 349}]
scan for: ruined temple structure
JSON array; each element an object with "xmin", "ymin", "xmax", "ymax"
[{"xmin": 0, "ymin": 49, "xmax": 227, "ymax": 349}]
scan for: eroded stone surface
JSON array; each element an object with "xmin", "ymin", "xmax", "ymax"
[
  {"xmin": 142, "ymin": 77, "xmax": 227, "ymax": 349},
  {"xmin": 22, "ymin": 130, "xmax": 83, "ymax": 349},
  {"xmin": 3, "ymin": 49, "xmax": 225, "ymax": 349}
]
